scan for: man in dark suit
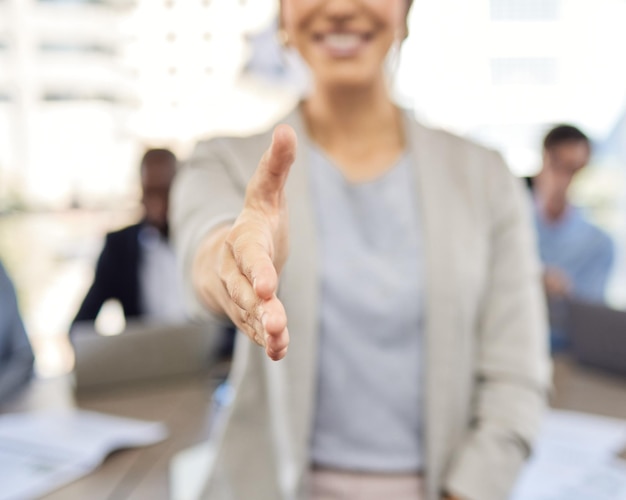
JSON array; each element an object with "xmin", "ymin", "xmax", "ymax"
[
  {"xmin": 73, "ymin": 149, "xmax": 185, "ymax": 324},
  {"xmin": 73, "ymin": 149, "xmax": 236, "ymax": 359}
]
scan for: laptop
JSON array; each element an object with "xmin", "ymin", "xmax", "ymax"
[
  {"xmin": 72, "ymin": 321, "xmax": 220, "ymax": 392},
  {"xmin": 568, "ymin": 300, "xmax": 626, "ymax": 376}
]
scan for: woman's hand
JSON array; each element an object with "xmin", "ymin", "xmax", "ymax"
[{"xmin": 193, "ymin": 125, "xmax": 297, "ymax": 361}]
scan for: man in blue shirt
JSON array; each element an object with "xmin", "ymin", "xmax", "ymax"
[
  {"xmin": 0, "ymin": 260, "xmax": 34, "ymax": 402},
  {"xmin": 532, "ymin": 125, "xmax": 615, "ymax": 350}
]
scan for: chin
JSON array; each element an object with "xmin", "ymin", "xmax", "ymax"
[{"xmin": 313, "ymin": 66, "xmax": 382, "ymax": 91}]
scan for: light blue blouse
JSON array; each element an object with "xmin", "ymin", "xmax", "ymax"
[{"xmin": 309, "ymin": 147, "xmax": 425, "ymax": 472}]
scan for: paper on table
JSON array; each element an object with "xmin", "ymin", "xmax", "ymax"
[
  {"xmin": 170, "ymin": 440, "xmax": 216, "ymax": 500},
  {"xmin": 169, "ymin": 409, "xmax": 626, "ymax": 500},
  {"xmin": 0, "ymin": 409, "xmax": 168, "ymax": 500},
  {"xmin": 511, "ymin": 410, "xmax": 626, "ymax": 500}
]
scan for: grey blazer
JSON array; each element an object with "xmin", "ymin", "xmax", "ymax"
[{"xmin": 170, "ymin": 107, "xmax": 551, "ymax": 500}]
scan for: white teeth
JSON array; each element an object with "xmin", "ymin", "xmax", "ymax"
[{"xmin": 323, "ymin": 33, "xmax": 362, "ymax": 51}]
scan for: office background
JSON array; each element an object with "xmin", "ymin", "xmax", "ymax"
[{"xmin": 1, "ymin": 0, "xmax": 625, "ymax": 377}]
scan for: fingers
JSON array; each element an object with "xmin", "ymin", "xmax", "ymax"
[
  {"xmin": 214, "ymin": 125, "xmax": 295, "ymax": 361},
  {"xmin": 232, "ymin": 295, "xmax": 289, "ymax": 362},
  {"xmin": 262, "ymin": 301, "xmax": 289, "ymax": 361},
  {"xmin": 230, "ymin": 234, "xmax": 277, "ymax": 301},
  {"xmin": 260, "ymin": 294, "xmax": 288, "ymax": 336},
  {"xmin": 220, "ymin": 249, "xmax": 288, "ymax": 360},
  {"xmin": 265, "ymin": 328, "xmax": 289, "ymax": 361},
  {"xmin": 249, "ymin": 124, "xmax": 297, "ymax": 204}
]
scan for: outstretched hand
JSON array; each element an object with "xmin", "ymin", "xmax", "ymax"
[{"xmin": 195, "ymin": 125, "xmax": 297, "ymax": 361}]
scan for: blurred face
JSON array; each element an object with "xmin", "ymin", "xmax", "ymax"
[
  {"xmin": 141, "ymin": 161, "xmax": 176, "ymax": 234},
  {"xmin": 281, "ymin": 0, "xmax": 408, "ymax": 88},
  {"xmin": 538, "ymin": 140, "xmax": 590, "ymax": 209}
]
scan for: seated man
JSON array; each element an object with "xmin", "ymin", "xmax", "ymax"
[
  {"xmin": 73, "ymin": 149, "xmax": 187, "ymax": 326},
  {"xmin": 532, "ymin": 125, "xmax": 615, "ymax": 350},
  {"xmin": 0, "ymin": 259, "xmax": 35, "ymax": 402}
]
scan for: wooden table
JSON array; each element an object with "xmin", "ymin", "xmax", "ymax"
[
  {"xmin": 0, "ymin": 374, "xmax": 220, "ymax": 500},
  {"xmin": 550, "ymin": 355, "xmax": 626, "ymax": 419},
  {"xmin": 1, "ymin": 357, "xmax": 625, "ymax": 499}
]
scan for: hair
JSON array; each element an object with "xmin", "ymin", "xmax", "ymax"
[
  {"xmin": 543, "ymin": 124, "xmax": 590, "ymax": 151},
  {"xmin": 140, "ymin": 148, "xmax": 177, "ymax": 172}
]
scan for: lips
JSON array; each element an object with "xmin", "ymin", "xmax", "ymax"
[{"xmin": 313, "ymin": 31, "xmax": 372, "ymax": 58}]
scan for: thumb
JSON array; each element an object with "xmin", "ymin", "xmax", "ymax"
[{"xmin": 249, "ymin": 124, "xmax": 297, "ymax": 203}]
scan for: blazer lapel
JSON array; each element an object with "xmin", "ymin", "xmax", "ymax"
[
  {"xmin": 275, "ymin": 106, "xmax": 321, "ymax": 492},
  {"xmin": 404, "ymin": 114, "xmax": 460, "ymax": 499}
]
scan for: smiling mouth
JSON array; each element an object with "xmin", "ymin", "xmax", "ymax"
[{"xmin": 313, "ymin": 31, "xmax": 373, "ymax": 57}]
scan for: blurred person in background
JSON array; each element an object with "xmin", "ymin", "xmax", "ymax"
[
  {"xmin": 171, "ymin": 1, "xmax": 550, "ymax": 499},
  {"xmin": 531, "ymin": 125, "xmax": 615, "ymax": 351},
  {"xmin": 72, "ymin": 149, "xmax": 187, "ymax": 327},
  {"xmin": 0, "ymin": 259, "xmax": 34, "ymax": 403}
]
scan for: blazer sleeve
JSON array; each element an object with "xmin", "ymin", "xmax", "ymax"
[
  {"xmin": 444, "ymin": 153, "xmax": 552, "ymax": 500},
  {"xmin": 71, "ymin": 234, "xmax": 116, "ymax": 327},
  {"xmin": 170, "ymin": 138, "xmax": 247, "ymax": 323}
]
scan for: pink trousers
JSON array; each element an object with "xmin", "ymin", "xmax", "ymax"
[{"xmin": 309, "ymin": 468, "xmax": 425, "ymax": 500}]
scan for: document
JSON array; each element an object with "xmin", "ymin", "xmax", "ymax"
[
  {"xmin": 511, "ymin": 410, "xmax": 626, "ymax": 500},
  {"xmin": 0, "ymin": 409, "xmax": 168, "ymax": 500},
  {"xmin": 169, "ymin": 409, "xmax": 626, "ymax": 500},
  {"xmin": 170, "ymin": 440, "xmax": 216, "ymax": 500}
]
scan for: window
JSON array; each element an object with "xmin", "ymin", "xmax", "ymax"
[
  {"xmin": 42, "ymin": 91, "xmax": 119, "ymax": 103},
  {"xmin": 491, "ymin": 57, "xmax": 557, "ymax": 85},
  {"xmin": 37, "ymin": 0, "xmax": 136, "ymax": 7},
  {"xmin": 38, "ymin": 0, "xmax": 109, "ymax": 4},
  {"xmin": 39, "ymin": 42, "xmax": 116, "ymax": 56},
  {"xmin": 490, "ymin": 0, "xmax": 560, "ymax": 21}
]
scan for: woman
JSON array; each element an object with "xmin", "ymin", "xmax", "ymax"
[{"xmin": 171, "ymin": 1, "xmax": 550, "ymax": 499}]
